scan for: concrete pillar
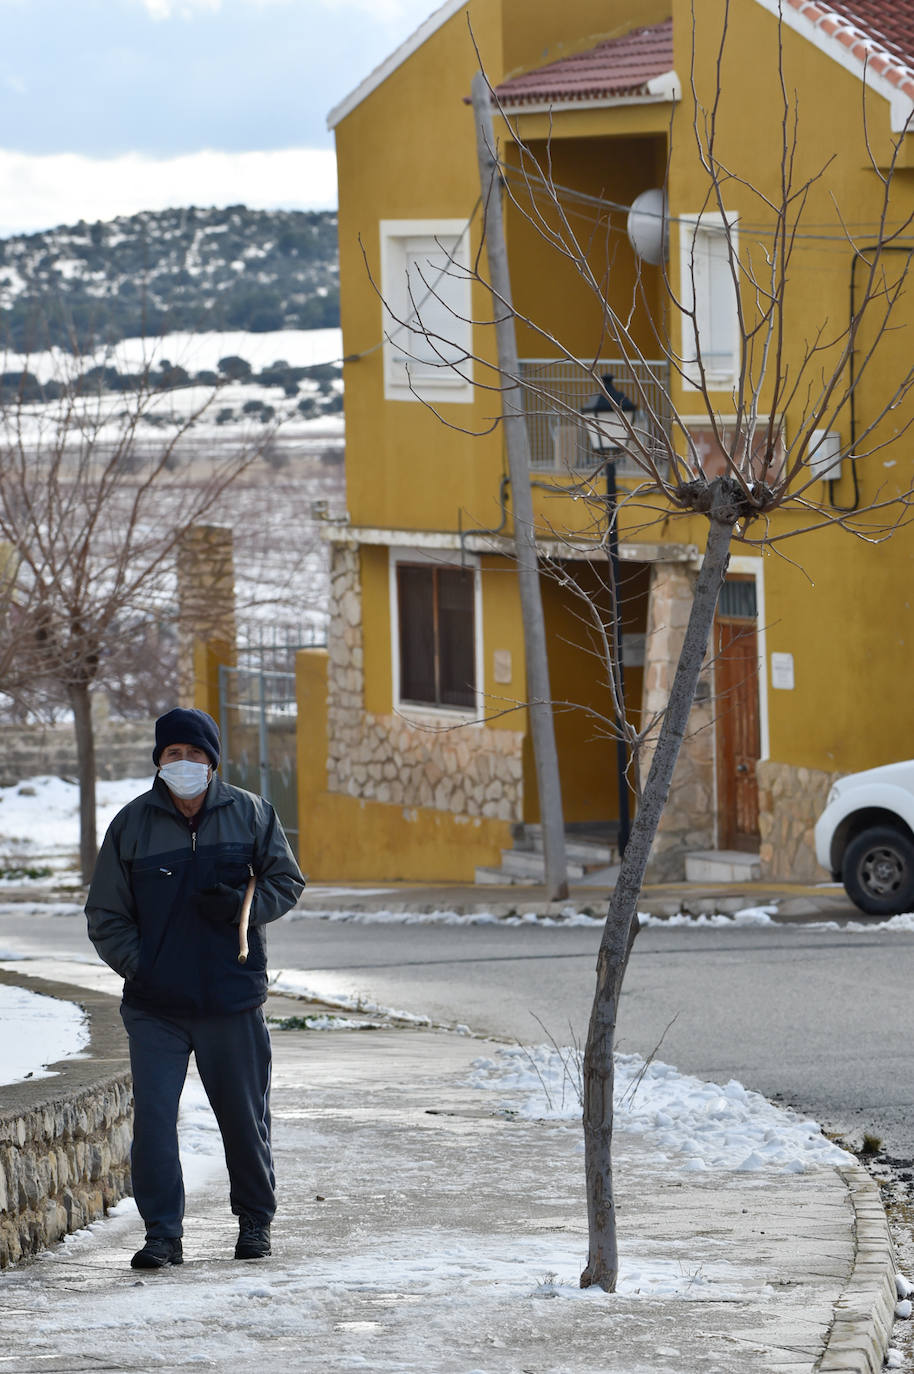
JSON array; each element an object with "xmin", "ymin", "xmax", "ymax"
[
  {"xmin": 176, "ymin": 524, "xmax": 236, "ymax": 709},
  {"xmin": 640, "ymin": 560, "xmax": 716, "ymax": 882}
]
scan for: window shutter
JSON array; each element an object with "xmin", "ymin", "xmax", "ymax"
[
  {"xmin": 705, "ymin": 228, "xmax": 737, "ymax": 371},
  {"xmin": 389, "ymin": 236, "xmax": 467, "ymax": 379},
  {"xmin": 396, "ymin": 562, "xmax": 476, "ymax": 710},
  {"xmin": 682, "ymin": 217, "xmax": 738, "ymax": 385},
  {"xmin": 398, "ymin": 566, "xmax": 436, "ymax": 704},
  {"xmin": 437, "ymin": 568, "xmax": 476, "ymax": 708},
  {"xmin": 380, "ymin": 220, "xmax": 473, "ymax": 402}
]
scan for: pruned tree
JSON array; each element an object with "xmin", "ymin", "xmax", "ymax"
[
  {"xmin": 0, "ymin": 358, "xmax": 272, "ymax": 881},
  {"xmin": 376, "ymin": 2, "xmax": 914, "ymax": 1290}
]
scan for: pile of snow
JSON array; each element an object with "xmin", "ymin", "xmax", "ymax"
[
  {"xmin": 0, "ymin": 984, "xmax": 89, "ymax": 1085},
  {"xmin": 287, "ymin": 903, "xmax": 606, "ymax": 927},
  {"xmin": 469, "ymin": 1045, "xmax": 854, "ymax": 1173},
  {"xmin": 639, "ymin": 906, "xmax": 778, "ymax": 928}
]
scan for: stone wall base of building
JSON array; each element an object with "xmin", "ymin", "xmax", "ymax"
[{"xmin": 757, "ymin": 759, "xmax": 841, "ymax": 882}]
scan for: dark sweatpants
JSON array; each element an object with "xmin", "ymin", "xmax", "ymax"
[{"xmin": 120, "ymin": 1003, "xmax": 275, "ymax": 1240}]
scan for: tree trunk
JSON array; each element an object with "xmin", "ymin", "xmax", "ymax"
[
  {"xmin": 580, "ymin": 487, "xmax": 737, "ymax": 1290},
  {"xmin": 68, "ymin": 680, "xmax": 98, "ymax": 884}
]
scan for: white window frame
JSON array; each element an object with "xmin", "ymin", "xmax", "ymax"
[
  {"xmin": 679, "ymin": 211, "xmax": 740, "ymax": 391},
  {"xmin": 388, "ymin": 545, "xmax": 484, "ymax": 722},
  {"xmin": 380, "ymin": 219, "xmax": 474, "ymax": 404}
]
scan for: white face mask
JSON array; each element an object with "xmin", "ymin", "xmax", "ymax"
[{"xmin": 159, "ymin": 759, "xmax": 210, "ymax": 800}]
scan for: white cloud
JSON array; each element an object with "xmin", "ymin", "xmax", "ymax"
[
  {"xmin": 0, "ymin": 147, "xmax": 338, "ymax": 235},
  {"xmin": 317, "ymin": 0, "xmax": 439, "ymax": 19},
  {"xmin": 139, "ymin": 0, "xmax": 221, "ymax": 17},
  {"xmin": 137, "ymin": 0, "xmax": 433, "ymax": 18}
]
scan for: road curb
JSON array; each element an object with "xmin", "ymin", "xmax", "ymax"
[{"xmin": 819, "ymin": 1164, "xmax": 897, "ymax": 1373}]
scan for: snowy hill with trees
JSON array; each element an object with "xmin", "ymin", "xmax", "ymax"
[{"xmin": 0, "ymin": 205, "xmax": 339, "ymax": 349}]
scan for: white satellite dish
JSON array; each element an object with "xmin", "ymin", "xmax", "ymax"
[{"xmin": 626, "ymin": 188, "xmax": 668, "ymax": 265}]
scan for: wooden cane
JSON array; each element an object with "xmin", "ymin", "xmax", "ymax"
[{"xmin": 238, "ymin": 872, "xmax": 256, "ymax": 965}]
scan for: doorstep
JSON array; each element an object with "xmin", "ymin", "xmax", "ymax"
[{"xmin": 684, "ymin": 849, "xmax": 761, "ymax": 883}]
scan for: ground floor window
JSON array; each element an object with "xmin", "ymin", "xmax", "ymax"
[{"xmin": 397, "ymin": 562, "xmax": 476, "ymax": 709}]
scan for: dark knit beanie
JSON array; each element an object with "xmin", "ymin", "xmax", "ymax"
[{"xmin": 153, "ymin": 707, "xmax": 221, "ymax": 768}]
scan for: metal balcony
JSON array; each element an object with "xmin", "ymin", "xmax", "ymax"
[{"xmin": 518, "ymin": 358, "xmax": 672, "ymax": 475}]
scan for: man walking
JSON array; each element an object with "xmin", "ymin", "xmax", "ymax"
[{"xmin": 86, "ymin": 706, "xmax": 305, "ymax": 1270}]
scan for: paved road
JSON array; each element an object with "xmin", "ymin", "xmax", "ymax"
[
  {"xmin": 3, "ymin": 900, "xmax": 913, "ymax": 1161},
  {"xmin": 267, "ymin": 917, "xmax": 914, "ymax": 1161}
]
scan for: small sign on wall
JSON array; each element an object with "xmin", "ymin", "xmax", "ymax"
[
  {"xmin": 771, "ymin": 652, "xmax": 795, "ymax": 690},
  {"xmin": 493, "ymin": 649, "xmax": 512, "ymax": 684}
]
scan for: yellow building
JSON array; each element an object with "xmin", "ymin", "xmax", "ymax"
[{"xmin": 298, "ymin": 0, "xmax": 914, "ymax": 884}]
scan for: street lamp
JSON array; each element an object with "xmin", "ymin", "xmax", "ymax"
[{"xmin": 581, "ymin": 376, "xmax": 637, "ymax": 859}]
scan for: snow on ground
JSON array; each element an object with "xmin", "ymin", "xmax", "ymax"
[
  {"xmin": 290, "ymin": 900, "xmax": 914, "ymax": 933},
  {"xmin": 0, "ymin": 774, "xmax": 151, "ymax": 870},
  {"xmin": 468, "ymin": 1045, "xmax": 854, "ymax": 1173},
  {"xmin": 0, "ymin": 984, "xmax": 89, "ymax": 1085},
  {"xmin": 0, "ymin": 327, "xmax": 343, "ymax": 385},
  {"xmin": 269, "ymin": 968, "xmax": 441, "ymax": 1028},
  {"xmin": 113, "ymin": 327, "xmax": 343, "ymax": 375},
  {"xmin": 287, "ymin": 903, "xmax": 607, "ymax": 927}
]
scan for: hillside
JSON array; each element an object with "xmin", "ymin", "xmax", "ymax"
[{"xmin": 0, "ymin": 205, "xmax": 339, "ymax": 351}]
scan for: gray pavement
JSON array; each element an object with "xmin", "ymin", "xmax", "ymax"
[
  {"xmin": 0, "ymin": 874, "xmax": 904, "ymax": 1372},
  {"xmin": 0, "ymin": 963, "xmax": 901, "ymax": 1374}
]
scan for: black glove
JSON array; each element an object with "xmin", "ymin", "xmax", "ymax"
[{"xmin": 195, "ymin": 882, "xmax": 244, "ymax": 925}]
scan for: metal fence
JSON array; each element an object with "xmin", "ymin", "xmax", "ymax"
[
  {"xmin": 518, "ymin": 358, "xmax": 672, "ymax": 475},
  {"xmin": 236, "ymin": 622, "xmax": 327, "ymax": 676},
  {"xmin": 218, "ymin": 664, "xmax": 300, "ymax": 857}
]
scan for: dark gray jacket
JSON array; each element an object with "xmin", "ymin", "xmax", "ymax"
[{"xmin": 86, "ymin": 775, "xmax": 305, "ymax": 1016}]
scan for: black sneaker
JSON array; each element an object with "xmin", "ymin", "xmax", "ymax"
[
  {"xmin": 234, "ymin": 1215, "xmax": 271, "ymax": 1260},
  {"xmin": 130, "ymin": 1236, "xmax": 183, "ymax": 1269}
]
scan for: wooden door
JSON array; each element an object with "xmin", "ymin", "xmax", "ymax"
[{"xmin": 715, "ymin": 587, "xmax": 761, "ymax": 852}]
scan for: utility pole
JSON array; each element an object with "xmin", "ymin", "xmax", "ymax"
[{"xmin": 471, "ymin": 71, "xmax": 568, "ymax": 902}]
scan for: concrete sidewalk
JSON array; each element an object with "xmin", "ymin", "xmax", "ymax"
[{"xmin": 0, "ymin": 992, "xmax": 900, "ymax": 1374}]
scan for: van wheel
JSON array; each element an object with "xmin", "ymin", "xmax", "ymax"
[{"xmin": 842, "ymin": 826, "xmax": 914, "ymax": 915}]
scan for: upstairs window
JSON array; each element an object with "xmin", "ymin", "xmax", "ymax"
[
  {"xmin": 380, "ymin": 219, "xmax": 473, "ymax": 403},
  {"xmin": 397, "ymin": 562, "xmax": 476, "ymax": 710},
  {"xmin": 680, "ymin": 213, "xmax": 740, "ymax": 390}
]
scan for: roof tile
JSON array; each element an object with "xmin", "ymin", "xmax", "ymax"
[
  {"xmin": 493, "ymin": 18, "xmax": 673, "ymax": 107},
  {"xmin": 786, "ymin": 0, "xmax": 914, "ymax": 94}
]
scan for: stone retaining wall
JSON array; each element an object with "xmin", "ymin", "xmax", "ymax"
[
  {"xmin": 0, "ymin": 715, "xmax": 153, "ymax": 789},
  {"xmin": 0, "ymin": 970, "xmax": 132, "ymax": 1268},
  {"xmin": 758, "ymin": 759, "xmax": 841, "ymax": 881}
]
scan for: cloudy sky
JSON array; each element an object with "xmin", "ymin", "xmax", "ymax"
[{"xmin": 0, "ymin": 0, "xmax": 442, "ymax": 235}]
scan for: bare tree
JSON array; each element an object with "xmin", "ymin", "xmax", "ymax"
[
  {"xmin": 377, "ymin": 6, "xmax": 914, "ymax": 1290},
  {"xmin": 0, "ymin": 362, "xmax": 270, "ymax": 880}
]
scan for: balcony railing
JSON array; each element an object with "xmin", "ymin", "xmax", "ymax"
[{"xmin": 518, "ymin": 358, "xmax": 672, "ymax": 475}]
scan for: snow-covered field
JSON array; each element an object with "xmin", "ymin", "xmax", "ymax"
[
  {"xmin": 0, "ymin": 774, "xmax": 151, "ymax": 873},
  {"xmin": 0, "ymin": 326, "xmax": 343, "ymax": 385},
  {"xmin": 0, "ymin": 327, "xmax": 346, "ymax": 448}
]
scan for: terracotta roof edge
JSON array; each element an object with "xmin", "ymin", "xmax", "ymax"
[{"xmin": 752, "ymin": 0, "xmax": 914, "ymax": 131}]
